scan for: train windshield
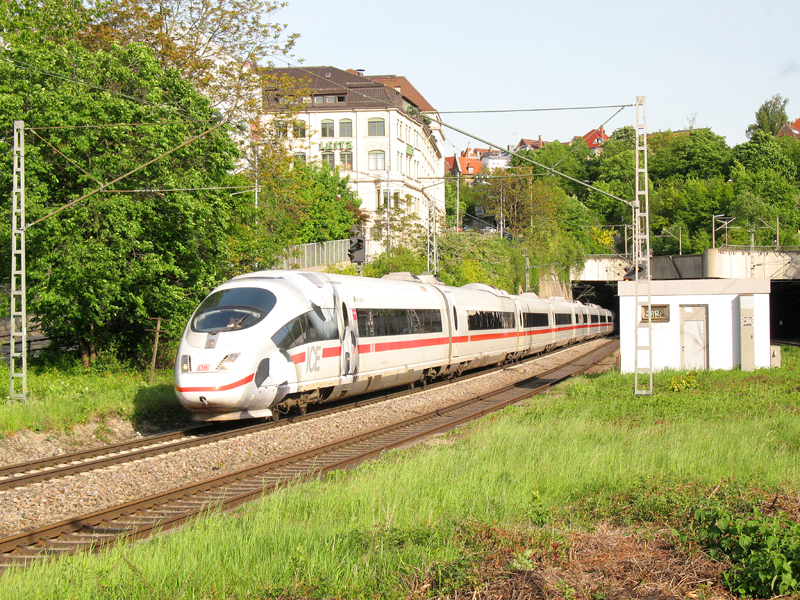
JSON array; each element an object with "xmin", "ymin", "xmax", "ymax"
[{"xmin": 192, "ymin": 287, "xmax": 277, "ymax": 333}]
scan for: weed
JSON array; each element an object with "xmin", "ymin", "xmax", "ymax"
[
  {"xmin": 689, "ymin": 506, "xmax": 800, "ymax": 597},
  {"xmin": 669, "ymin": 371, "xmax": 698, "ymax": 392}
]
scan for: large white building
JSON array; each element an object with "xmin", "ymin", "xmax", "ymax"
[{"xmin": 269, "ymin": 67, "xmax": 445, "ymax": 242}]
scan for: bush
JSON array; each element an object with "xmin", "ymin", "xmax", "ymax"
[{"xmin": 691, "ymin": 506, "xmax": 800, "ymax": 597}]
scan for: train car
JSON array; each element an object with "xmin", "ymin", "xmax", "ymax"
[{"xmin": 174, "ymin": 271, "xmax": 614, "ymax": 421}]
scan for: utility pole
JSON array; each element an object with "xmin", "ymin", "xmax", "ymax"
[
  {"xmin": 8, "ymin": 119, "xmax": 223, "ymax": 399},
  {"xmin": 9, "ymin": 121, "xmax": 26, "ymax": 400},
  {"xmin": 633, "ymin": 97, "xmax": 653, "ymax": 396},
  {"xmin": 456, "ymin": 176, "xmax": 460, "ymax": 231}
]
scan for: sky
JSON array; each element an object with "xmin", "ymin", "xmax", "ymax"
[{"xmin": 270, "ymin": 0, "xmax": 800, "ymax": 155}]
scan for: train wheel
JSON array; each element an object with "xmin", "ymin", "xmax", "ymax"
[
  {"xmin": 270, "ymin": 410, "xmax": 280, "ymax": 422},
  {"xmin": 298, "ymin": 404, "xmax": 307, "ymax": 416}
]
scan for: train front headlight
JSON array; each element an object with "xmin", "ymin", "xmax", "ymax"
[
  {"xmin": 216, "ymin": 353, "xmax": 241, "ymax": 371},
  {"xmin": 181, "ymin": 355, "xmax": 191, "ymax": 372}
]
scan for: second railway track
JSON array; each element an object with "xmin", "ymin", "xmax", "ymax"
[{"xmin": 0, "ymin": 338, "xmax": 618, "ymax": 572}]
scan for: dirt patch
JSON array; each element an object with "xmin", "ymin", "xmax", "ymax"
[
  {"xmin": 0, "ymin": 414, "xmax": 190, "ymax": 467},
  {"xmin": 464, "ymin": 524, "xmax": 733, "ymax": 600}
]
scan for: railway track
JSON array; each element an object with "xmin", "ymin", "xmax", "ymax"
[
  {"xmin": 0, "ymin": 338, "xmax": 618, "ymax": 572},
  {"xmin": 0, "ymin": 340, "xmax": 606, "ymax": 491}
]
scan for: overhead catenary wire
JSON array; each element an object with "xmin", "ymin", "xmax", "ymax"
[
  {"xmin": 437, "ymin": 104, "xmax": 631, "ymax": 115},
  {"xmin": 421, "ymin": 111, "xmax": 634, "ymax": 207},
  {"xmin": 27, "ymin": 121, "xmax": 226, "ymax": 228},
  {"xmin": 0, "ymin": 54, "xmax": 210, "ymax": 126},
  {"xmin": 269, "ymin": 55, "xmax": 634, "ymax": 204}
]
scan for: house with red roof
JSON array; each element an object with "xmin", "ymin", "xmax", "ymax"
[
  {"xmin": 446, "ymin": 149, "xmax": 483, "ymax": 179},
  {"xmin": 574, "ymin": 126, "xmax": 609, "ymax": 155},
  {"xmin": 777, "ymin": 118, "xmax": 800, "ymax": 140},
  {"xmin": 514, "ymin": 136, "xmax": 547, "ymax": 152}
]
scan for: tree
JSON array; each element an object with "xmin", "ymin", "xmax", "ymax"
[
  {"xmin": 0, "ymin": 40, "xmax": 240, "ymax": 367},
  {"xmin": 81, "ymin": 0, "xmax": 299, "ymax": 126},
  {"xmin": 746, "ymin": 94, "xmax": 789, "ymax": 139},
  {"xmin": 775, "ymin": 135, "xmax": 800, "ymax": 183},
  {"xmin": 0, "ymin": 0, "xmax": 94, "ymax": 46},
  {"xmin": 730, "ymin": 130, "xmax": 796, "ymax": 184},
  {"xmin": 648, "ymin": 129, "xmax": 730, "ymax": 182},
  {"xmin": 445, "ymin": 177, "xmax": 487, "ymax": 229},
  {"xmin": 509, "ymin": 139, "xmax": 591, "ymax": 200},
  {"xmin": 293, "ymin": 163, "xmax": 361, "ymax": 243}
]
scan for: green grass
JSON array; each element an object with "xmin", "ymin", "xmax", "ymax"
[
  {"xmin": 0, "ymin": 361, "xmax": 189, "ymax": 437},
  {"xmin": 1, "ymin": 350, "xmax": 799, "ymax": 598}
]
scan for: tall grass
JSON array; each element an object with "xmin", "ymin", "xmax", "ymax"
[
  {"xmin": 0, "ymin": 361, "xmax": 188, "ymax": 437},
  {"xmin": 1, "ymin": 349, "xmax": 798, "ymax": 599}
]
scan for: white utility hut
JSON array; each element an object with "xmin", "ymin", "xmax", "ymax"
[{"xmin": 618, "ymin": 279, "xmax": 772, "ymax": 373}]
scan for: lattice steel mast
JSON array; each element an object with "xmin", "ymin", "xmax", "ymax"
[
  {"xmin": 10, "ymin": 120, "xmax": 27, "ymax": 400},
  {"xmin": 633, "ymin": 97, "xmax": 653, "ymax": 395}
]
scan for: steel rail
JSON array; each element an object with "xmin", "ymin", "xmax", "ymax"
[
  {"xmin": 0, "ymin": 339, "xmax": 607, "ymax": 490},
  {"xmin": 0, "ymin": 339, "xmax": 618, "ymax": 571}
]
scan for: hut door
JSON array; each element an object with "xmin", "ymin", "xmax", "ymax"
[{"xmin": 680, "ymin": 305, "xmax": 708, "ymax": 370}]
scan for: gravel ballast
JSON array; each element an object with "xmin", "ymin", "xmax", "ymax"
[{"xmin": 0, "ymin": 339, "xmax": 617, "ymax": 538}]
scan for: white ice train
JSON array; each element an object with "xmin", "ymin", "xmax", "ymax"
[{"xmin": 174, "ymin": 270, "xmax": 614, "ymax": 421}]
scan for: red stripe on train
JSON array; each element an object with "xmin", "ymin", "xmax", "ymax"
[{"xmin": 176, "ymin": 373, "xmax": 255, "ymax": 393}]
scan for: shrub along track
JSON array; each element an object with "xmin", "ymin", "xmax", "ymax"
[{"xmin": 0, "ymin": 338, "xmax": 618, "ymax": 572}]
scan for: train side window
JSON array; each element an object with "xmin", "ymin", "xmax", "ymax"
[
  {"xmin": 272, "ymin": 310, "xmax": 338, "ymax": 350},
  {"xmin": 554, "ymin": 313, "xmax": 572, "ymax": 326},
  {"xmin": 355, "ymin": 308, "xmax": 442, "ymax": 337},
  {"xmin": 308, "ymin": 308, "xmax": 339, "ymax": 341},
  {"xmin": 467, "ymin": 310, "xmax": 516, "ymax": 331},
  {"xmin": 523, "ymin": 312, "xmax": 549, "ymax": 328},
  {"xmin": 453, "ymin": 306, "xmax": 458, "ymax": 330}
]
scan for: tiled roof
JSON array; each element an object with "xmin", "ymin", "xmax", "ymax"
[
  {"xmin": 777, "ymin": 118, "xmax": 800, "ymax": 139},
  {"xmin": 269, "ymin": 66, "xmax": 403, "ymax": 111},
  {"xmin": 579, "ymin": 126, "xmax": 609, "ymax": 149},
  {"xmin": 366, "ymin": 75, "xmax": 436, "ymax": 112},
  {"xmin": 516, "ymin": 137, "xmax": 547, "ymax": 150},
  {"xmin": 445, "ymin": 155, "xmax": 482, "ymax": 175}
]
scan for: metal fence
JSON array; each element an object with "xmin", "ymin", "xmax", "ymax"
[
  {"xmin": 279, "ymin": 238, "xmax": 381, "ymax": 270},
  {"xmin": 279, "ymin": 239, "xmax": 350, "ymax": 269}
]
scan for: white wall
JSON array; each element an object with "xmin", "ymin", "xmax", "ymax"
[{"xmin": 618, "ymin": 279, "xmax": 771, "ymax": 373}]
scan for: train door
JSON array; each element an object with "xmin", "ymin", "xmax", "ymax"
[
  {"xmin": 432, "ymin": 287, "xmax": 459, "ymax": 364},
  {"xmin": 340, "ymin": 300, "xmax": 359, "ymax": 379},
  {"xmin": 331, "ymin": 285, "xmax": 358, "ymax": 382}
]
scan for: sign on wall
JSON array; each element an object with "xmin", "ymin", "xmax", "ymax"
[
  {"xmin": 319, "ymin": 140, "xmax": 353, "ymax": 151},
  {"xmin": 641, "ymin": 304, "xmax": 670, "ymax": 322}
]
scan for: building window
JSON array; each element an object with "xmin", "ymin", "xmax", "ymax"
[
  {"xmin": 368, "ymin": 150, "xmax": 385, "ymax": 170},
  {"xmin": 368, "ymin": 118, "xmax": 385, "ymax": 136},
  {"xmin": 321, "ymin": 119, "xmax": 334, "ymax": 137},
  {"xmin": 313, "ymin": 96, "xmax": 323, "ymax": 104},
  {"xmin": 274, "ymin": 121, "xmax": 287, "ymax": 138},
  {"xmin": 292, "ymin": 122, "xmax": 306, "ymax": 138},
  {"xmin": 340, "ymin": 151, "xmax": 353, "ymax": 171},
  {"xmin": 322, "ymin": 152, "xmax": 335, "ymax": 168},
  {"xmin": 326, "ymin": 95, "xmax": 336, "ymax": 103},
  {"xmin": 293, "ymin": 152, "xmax": 306, "ymax": 163},
  {"xmin": 339, "ymin": 119, "xmax": 352, "ymax": 137}
]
